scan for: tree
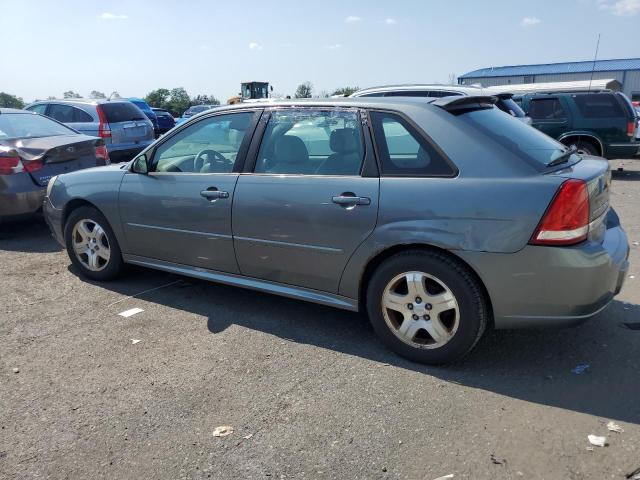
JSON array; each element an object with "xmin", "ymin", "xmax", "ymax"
[
  {"xmin": 191, "ymin": 94, "xmax": 220, "ymax": 106},
  {"xmin": 447, "ymin": 73, "xmax": 457, "ymax": 85},
  {"xmin": 294, "ymin": 81, "xmax": 313, "ymax": 99},
  {"xmin": 167, "ymin": 87, "xmax": 191, "ymax": 117},
  {"xmin": 144, "ymin": 88, "xmax": 171, "ymax": 108},
  {"xmin": 331, "ymin": 86, "xmax": 359, "ymax": 97},
  {"xmin": 63, "ymin": 90, "xmax": 81, "ymax": 99},
  {"xmin": 89, "ymin": 90, "xmax": 106, "ymax": 99},
  {"xmin": 0, "ymin": 92, "xmax": 25, "ymax": 109}
]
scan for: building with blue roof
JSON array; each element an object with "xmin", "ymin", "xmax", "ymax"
[{"xmin": 459, "ymin": 58, "xmax": 640, "ymax": 101}]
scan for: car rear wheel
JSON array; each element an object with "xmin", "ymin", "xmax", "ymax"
[
  {"xmin": 567, "ymin": 140, "xmax": 599, "ymax": 157},
  {"xmin": 366, "ymin": 250, "xmax": 489, "ymax": 364},
  {"xmin": 64, "ymin": 206, "xmax": 123, "ymax": 281}
]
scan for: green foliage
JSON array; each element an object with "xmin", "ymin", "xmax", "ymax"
[
  {"xmin": 89, "ymin": 90, "xmax": 106, "ymax": 99},
  {"xmin": 331, "ymin": 86, "xmax": 360, "ymax": 97},
  {"xmin": 295, "ymin": 82, "xmax": 313, "ymax": 99},
  {"xmin": 63, "ymin": 90, "xmax": 81, "ymax": 99},
  {"xmin": 144, "ymin": 88, "xmax": 221, "ymax": 116},
  {"xmin": 0, "ymin": 92, "xmax": 25, "ymax": 109}
]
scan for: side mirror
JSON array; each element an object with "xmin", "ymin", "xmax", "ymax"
[{"xmin": 131, "ymin": 154, "xmax": 149, "ymax": 174}]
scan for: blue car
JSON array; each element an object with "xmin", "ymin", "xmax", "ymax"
[
  {"xmin": 128, "ymin": 98, "xmax": 159, "ymax": 137},
  {"xmin": 175, "ymin": 104, "xmax": 217, "ymax": 126},
  {"xmin": 151, "ymin": 108, "xmax": 176, "ymax": 135}
]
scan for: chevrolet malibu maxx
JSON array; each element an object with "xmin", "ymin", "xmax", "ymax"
[{"xmin": 43, "ymin": 97, "xmax": 629, "ymax": 364}]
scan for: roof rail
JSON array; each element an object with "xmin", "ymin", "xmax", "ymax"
[{"xmin": 430, "ymin": 95, "xmax": 497, "ymax": 111}]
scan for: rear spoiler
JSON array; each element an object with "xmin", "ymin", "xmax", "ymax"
[{"xmin": 430, "ymin": 95, "xmax": 497, "ymax": 112}]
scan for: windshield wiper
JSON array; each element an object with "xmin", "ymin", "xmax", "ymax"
[{"xmin": 547, "ymin": 144, "xmax": 578, "ymax": 167}]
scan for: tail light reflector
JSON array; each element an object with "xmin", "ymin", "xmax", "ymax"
[
  {"xmin": 23, "ymin": 159, "xmax": 44, "ymax": 172},
  {"xmin": 0, "ymin": 152, "xmax": 22, "ymax": 175},
  {"xmin": 95, "ymin": 144, "xmax": 110, "ymax": 165},
  {"xmin": 530, "ymin": 179, "xmax": 589, "ymax": 246},
  {"xmin": 627, "ymin": 120, "xmax": 637, "ymax": 138},
  {"xmin": 96, "ymin": 105, "xmax": 112, "ymax": 138}
]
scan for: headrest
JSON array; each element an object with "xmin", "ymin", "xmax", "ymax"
[
  {"xmin": 330, "ymin": 128, "xmax": 359, "ymax": 154},
  {"xmin": 274, "ymin": 135, "xmax": 308, "ymax": 164}
]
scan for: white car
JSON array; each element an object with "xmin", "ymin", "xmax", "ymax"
[{"xmin": 350, "ymin": 84, "xmax": 531, "ymax": 123}]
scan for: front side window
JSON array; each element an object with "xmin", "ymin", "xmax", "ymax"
[
  {"xmin": 527, "ymin": 98, "xmax": 567, "ymax": 120},
  {"xmin": 27, "ymin": 104, "xmax": 47, "ymax": 115},
  {"xmin": 255, "ymin": 109, "xmax": 364, "ymax": 176},
  {"xmin": 370, "ymin": 111, "xmax": 455, "ymax": 177},
  {"xmin": 152, "ymin": 112, "xmax": 254, "ymax": 173}
]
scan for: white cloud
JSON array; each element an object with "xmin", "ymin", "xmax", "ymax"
[
  {"xmin": 345, "ymin": 15, "xmax": 362, "ymax": 23},
  {"xmin": 521, "ymin": 16, "xmax": 541, "ymax": 26},
  {"xmin": 99, "ymin": 12, "xmax": 128, "ymax": 20},
  {"xmin": 600, "ymin": 0, "xmax": 640, "ymax": 15},
  {"xmin": 248, "ymin": 42, "xmax": 263, "ymax": 51},
  {"xmin": 384, "ymin": 18, "xmax": 397, "ymax": 25},
  {"xmin": 325, "ymin": 44, "xmax": 342, "ymax": 50}
]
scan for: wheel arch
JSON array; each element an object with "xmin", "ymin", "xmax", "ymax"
[
  {"xmin": 358, "ymin": 243, "xmax": 494, "ymax": 325},
  {"xmin": 62, "ymin": 198, "xmax": 104, "ymax": 236},
  {"xmin": 558, "ymin": 133, "xmax": 604, "ymax": 156}
]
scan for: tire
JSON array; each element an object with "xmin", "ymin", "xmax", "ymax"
[
  {"xmin": 568, "ymin": 140, "xmax": 599, "ymax": 157},
  {"xmin": 64, "ymin": 206, "xmax": 124, "ymax": 281},
  {"xmin": 365, "ymin": 249, "xmax": 489, "ymax": 365}
]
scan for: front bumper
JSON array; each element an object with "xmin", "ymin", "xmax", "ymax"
[
  {"xmin": 456, "ymin": 217, "xmax": 630, "ymax": 329},
  {"xmin": 43, "ymin": 196, "xmax": 65, "ymax": 247}
]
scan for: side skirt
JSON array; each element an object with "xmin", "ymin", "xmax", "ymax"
[{"xmin": 123, "ymin": 254, "xmax": 360, "ymax": 312}]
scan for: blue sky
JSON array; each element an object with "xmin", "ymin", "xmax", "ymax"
[{"xmin": 2, "ymin": 0, "xmax": 639, "ymax": 102}]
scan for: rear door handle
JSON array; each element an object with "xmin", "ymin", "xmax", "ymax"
[
  {"xmin": 200, "ymin": 188, "xmax": 229, "ymax": 201},
  {"xmin": 332, "ymin": 195, "xmax": 371, "ymax": 206}
]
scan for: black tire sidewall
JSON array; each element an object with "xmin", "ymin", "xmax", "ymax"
[
  {"xmin": 366, "ymin": 251, "xmax": 487, "ymax": 364},
  {"xmin": 64, "ymin": 206, "xmax": 123, "ymax": 281}
]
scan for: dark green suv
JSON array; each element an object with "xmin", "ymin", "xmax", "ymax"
[{"xmin": 519, "ymin": 92, "xmax": 638, "ymax": 159}]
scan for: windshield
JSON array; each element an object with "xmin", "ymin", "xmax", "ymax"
[
  {"xmin": 456, "ymin": 107, "xmax": 577, "ymax": 168},
  {"xmin": 0, "ymin": 113, "xmax": 74, "ymax": 140}
]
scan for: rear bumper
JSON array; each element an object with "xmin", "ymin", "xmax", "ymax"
[
  {"xmin": 605, "ymin": 142, "xmax": 638, "ymax": 159},
  {"xmin": 456, "ymin": 216, "xmax": 630, "ymax": 329},
  {"xmin": 0, "ymin": 174, "xmax": 44, "ymax": 220},
  {"xmin": 43, "ymin": 196, "xmax": 65, "ymax": 246}
]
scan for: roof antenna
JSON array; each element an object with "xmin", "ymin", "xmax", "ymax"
[{"xmin": 587, "ymin": 33, "xmax": 601, "ymax": 93}]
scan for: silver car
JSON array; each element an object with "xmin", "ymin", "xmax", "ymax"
[
  {"xmin": 25, "ymin": 99, "xmax": 154, "ymax": 163},
  {"xmin": 43, "ymin": 97, "xmax": 629, "ymax": 364}
]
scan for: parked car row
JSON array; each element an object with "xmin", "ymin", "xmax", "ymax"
[{"xmin": 42, "ymin": 97, "xmax": 629, "ymax": 364}]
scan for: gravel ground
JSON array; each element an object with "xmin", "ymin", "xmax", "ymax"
[{"xmin": 1, "ymin": 160, "xmax": 639, "ymax": 480}]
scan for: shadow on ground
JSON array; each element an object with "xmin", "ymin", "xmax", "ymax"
[
  {"xmin": 85, "ymin": 264, "xmax": 640, "ymax": 426},
  {"xmin": 0, "ymin": 217, "xmax": 62, "ymax": 253}
]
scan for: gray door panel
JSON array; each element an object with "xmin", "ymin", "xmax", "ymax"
[
  {"xmin": 232, "ymin": 175, "xmax": 379, "ymax": 292},
  {"xmin": 119, "ymin": 172, "xmax": 239, "ymax": 272}
]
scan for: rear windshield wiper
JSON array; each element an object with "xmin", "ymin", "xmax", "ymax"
[{"xmin": 547, "ymin": 145, "xmax": 578, "ymax": 167}]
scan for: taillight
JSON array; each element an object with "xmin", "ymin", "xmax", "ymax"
[
  {"xmin": 530, "ymin": 179, "xmax": 589, "ymax": 246},
  {"xmin": 96, "ymin": 105, "xmax": 112, "ymax": 138},
  {"xmin": 627, "ymin": 120, "xmax": 637, "ymax": 138},
  {"xmin": 23, "ymin": 159, "xmax": 44, "ymax": 172},
  {"xmin": 0, "ymin": 152, "xmax": 22, "ymax": 175},
  {"xmin": 95, "ymin": 144, "xmax": 110, "ymax": 165}
]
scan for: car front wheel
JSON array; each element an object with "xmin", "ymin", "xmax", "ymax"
[
  {"xmin": 64, "ymin": 206, "xmax": 124, "ymax": 281},
  {"xmin": 366, "ymin": 250, "xmax": 489, "ymax": 364}
]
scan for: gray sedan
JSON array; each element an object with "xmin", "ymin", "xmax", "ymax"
[{"xmin": 43, "ymin": 97, "xmax": 629, "ymax": 364}]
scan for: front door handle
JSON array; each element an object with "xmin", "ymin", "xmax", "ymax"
[
  {"xmin": 200, "ymin": 188, "xmax": 229, "ymax": 201},
  {"xmin": 332, "ymin": 194, "xmax": 371, "ymax": 206}
]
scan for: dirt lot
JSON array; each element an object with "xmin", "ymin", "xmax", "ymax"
[{"xmin": 1, "ymin": 160, "xmax": 639, "ymax": 480}]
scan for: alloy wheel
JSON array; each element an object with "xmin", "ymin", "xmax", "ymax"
[
  {"xmin": 71, "ymin": 219, "xmax": 111, "ymax": 272},
  {"xmin": 381, "ymin": 271, "xmax": 460, "ymax": 349}
]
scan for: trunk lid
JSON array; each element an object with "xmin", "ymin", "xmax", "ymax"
[
  {"xmin": 9, "ymin": 134, "xmax": 99, "ymax": 186},
  {"xmin": 100, "ymin": 102, "xmax": 154, "ymax": 145}
]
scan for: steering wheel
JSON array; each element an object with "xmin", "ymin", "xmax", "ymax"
[{"xmin": 194, "ymin": 149, "xmax": 232, "ymax": 172}]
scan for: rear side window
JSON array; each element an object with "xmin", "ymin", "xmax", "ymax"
[
  {"xmin": 527, "ymin": 98, "xmax": 567, "ymax": 120},
  {"xmin": 100, "ymin": 102, "xmax": 146, "ymax": 123},
  {"xmin": 370, "ymin": 111, "xmax": 455, "ymax": 177},
  {"xmin": 48, "ymin": 104, "xmax": 93, "ymax": 123},
  {"xmin": 573, "ymin": 94, "xmax": 624, "ymax": 118},
  {"xmin": 384, "ymin": 91, "xmax": 433, "ymax": 97}
]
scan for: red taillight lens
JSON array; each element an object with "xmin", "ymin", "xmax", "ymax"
[
  {"xmin": 96, "ymin": 105, "xmax": 112, "ymax": 138},
  {"xmin": 22, "ymin": 159, "xmax": 44, "ymax": 172},
  {"xmin": 0, "ymin": 153, "xmax": 22, "ymax": 175},
  {"xmin": 627, "ymin": 120, "xmax": 637, "ymax": 137},
  {"xmin": 530, "ymin": 179, "xmax": 589, "ymax": 246},
  {"xmin": 95, "ymin": 144, "xmax": 110, "ymax": 165}
]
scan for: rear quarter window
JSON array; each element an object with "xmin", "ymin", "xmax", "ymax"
[
  {"xmin": 100, "ymin": 102, "xmax": 146, "ymax": 123},
  {"xmin": 370, "ymin": 111, "xmax": 456, "ymax": 177},
  {"xmin": 573, "ymin": 94, "xmax": 624, "ymax": 118}
]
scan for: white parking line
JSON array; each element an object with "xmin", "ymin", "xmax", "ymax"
[
  {"xmin": 107, "ymin": 280, "xmax": 183, "ymax": 307},
  {"xmin": 118, "ymin": 307, "xmax": 144, "ymax": 318}
]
